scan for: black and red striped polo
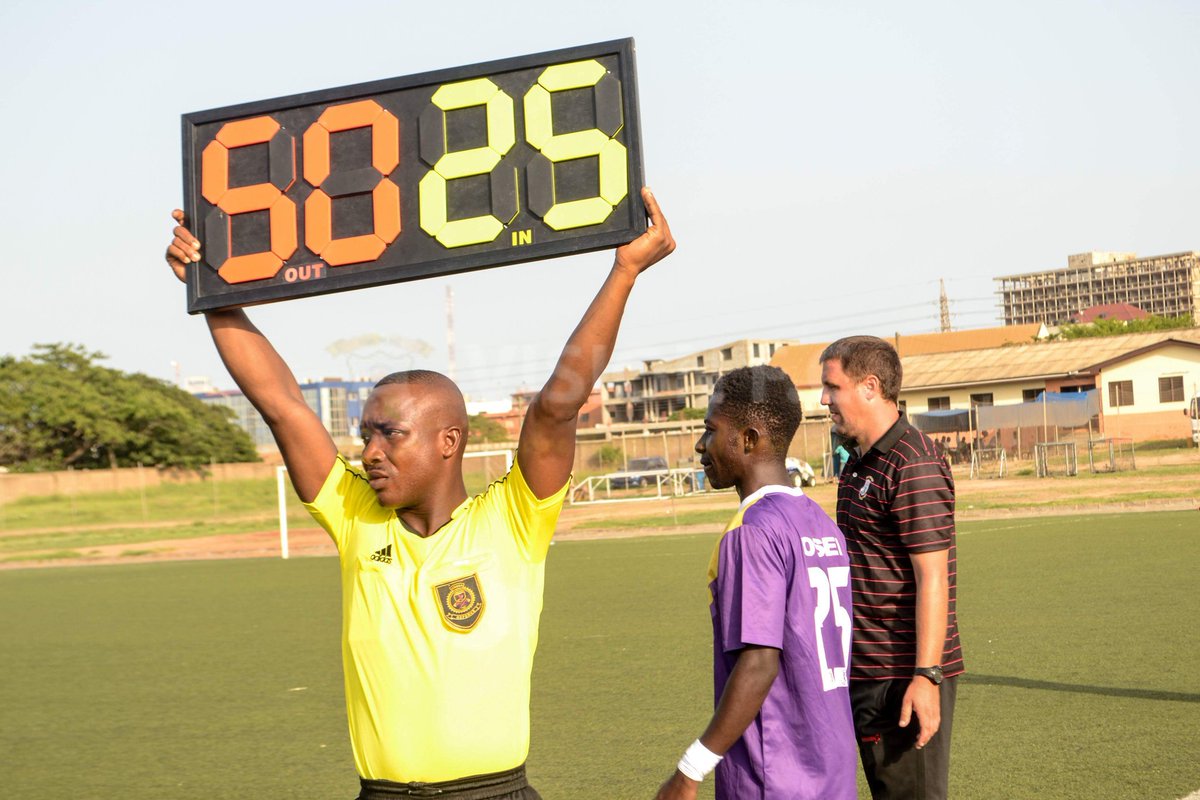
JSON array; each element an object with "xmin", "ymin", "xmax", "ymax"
[{"xmin": 836, "ymin": 415, "xmax": 965, "ymax": 681}]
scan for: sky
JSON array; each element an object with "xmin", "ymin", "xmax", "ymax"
[{"xmin": 2, "ymin": 0, "xmax": 1198, "ymax": 401}]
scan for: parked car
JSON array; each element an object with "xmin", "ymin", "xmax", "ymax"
[
  {"xmin": 786, "ymin": 457, "xmax": 816, "ymax": 487},
  {"xmin": 608, "ymin": 456, "xmax": 669, "ymax": 489}
]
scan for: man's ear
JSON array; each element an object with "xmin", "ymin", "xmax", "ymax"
[
  {"xmin": 441, "ymin": 425, "xmax": 464, "ymax": 459},
  {"xmin": 743, "ymin": 426, "xmax": 761, "ymax": 454},
  {"xmin": 861, "ymin": 374, "xmax": 881, "ymax": 401}
]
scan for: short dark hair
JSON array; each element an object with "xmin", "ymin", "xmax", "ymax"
[
  {"xmin": 375, "ymin": 369, "xmax": 455, "ymax": 390},
  {"xmin": 819, "ymin": 336, "xmax": 902, "ymax": 403},
  {"xmin": 711, "ymin": 366, "xmax": 801, "ymax": 453}
]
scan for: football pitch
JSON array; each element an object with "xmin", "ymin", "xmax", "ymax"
[{"xmin": 1, "ymin": 510, "xmax": 1197, "ymax": 799}]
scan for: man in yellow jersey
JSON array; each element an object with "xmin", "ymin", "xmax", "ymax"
[{"xmin": 164, "ymin": 187, "xmax": 674, "ymax": 799}]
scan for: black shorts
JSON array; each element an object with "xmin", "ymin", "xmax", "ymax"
[
  {"xmin": 850, "ymin": 677, "xmax": 958, "ymax": 800},
  {"xmin": 356, "ymin": 764, "xmax": 539, "ymax": 800}
]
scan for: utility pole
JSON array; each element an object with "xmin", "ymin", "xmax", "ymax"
[
  {"xmin": 445, "ymin": 285, "xmax": 456, "ymax": 381},
  {"xmin": 939, "ymin": 278, "xmax": 952, "ymax": 332}
]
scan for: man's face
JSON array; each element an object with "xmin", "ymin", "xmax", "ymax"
[
  {"xmin": 694, "ymin": 401, "xmax": 743, "ymax": 491},
  {"xmin": 820, "ymin": 358, "xmax": 872, "ymax": 444},
  {"xmin": 359, "ymin": 384, "xmax": 448, "ymax": 509}
]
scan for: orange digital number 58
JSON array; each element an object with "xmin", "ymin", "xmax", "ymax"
[{"xmin": 200, "ymin": 117, "xmax": 297, "ymax": 284}]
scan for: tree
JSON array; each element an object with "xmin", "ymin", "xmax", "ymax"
[
  {"xmin": 0, "ymin": 344, "xmax": 258, "ymax": 472},
  {"xmin": 467, "ymin": 413, "xmax": 511, "ymax": 443},
  {"xmin": 1057, "ymin": 315, "xmax": 1194, "ymax": 339},
  {"xmin": 594, "ymin": 443, "xmax": 624, "ymax": 469}
]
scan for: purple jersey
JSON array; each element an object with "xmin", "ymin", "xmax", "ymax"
[{"xmin": 707, "ymin": 486, "xmax": 858, "ymax": 800}]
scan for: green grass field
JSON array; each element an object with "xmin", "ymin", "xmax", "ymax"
[{"xmin": 2, "ymin": 511, "xmax": 1198, "ymax": 799}]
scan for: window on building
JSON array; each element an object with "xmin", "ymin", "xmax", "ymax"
[
  {"xmin": 329, "ymin": 388, "xmax": 348, "ymax": 437},
  {"xmin": 753, "ymin": 343, "xmax": 760, "ymax": 358},
  {"xmin": 696, "ymin": 355, "xmax": 704, "ymax": 368},
  {"xmin": 1022, "ymin": 389, "xmax": 1041, "ymax": 402},
  {"xmin": 927, "ymin": 396, "xmax": 951, "ymax": 410},
  {"xmin": 1108, "ymin": 380, "xmax": 1134, "ymax": 407},
  {"xmin": 1158, "ymin": 375, "xmax": 1184, "ymax": 403},
  {"xmin": 721, "ymin": 347, "xmax": 733, "ymax": 361},
  {"xmin": 769, "ymin": 343, "xmax": 776, "ymax": 355}
]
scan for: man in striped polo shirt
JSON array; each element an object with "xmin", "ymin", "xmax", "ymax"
[{"xmin": 819, "ymin": 336, "xmax": 965, "ymax": 800}]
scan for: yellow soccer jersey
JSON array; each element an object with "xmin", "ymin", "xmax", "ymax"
[{"xmin": 303, "ymin": 455, "xmax": 568, "ymax": 783}]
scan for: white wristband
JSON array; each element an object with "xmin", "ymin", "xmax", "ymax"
[{"xmin": 677, "ymin": 738, "xmax": 723, "ymax": 782}]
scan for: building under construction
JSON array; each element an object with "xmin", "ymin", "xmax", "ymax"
[{"xmin": 996, "ymin": 251, "xmax": 1200, "ymax": 326}]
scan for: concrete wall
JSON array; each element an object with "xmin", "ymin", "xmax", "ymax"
[
  {"xmin": 0, "ymin": 461, "xmax": 277, "ymax": 504},
  {"xmin": 0, "ymin": 418, "xmax": 868, "ymax": 505},
  {"xmin": 1099, "ymin": 408, "xmax": 1194, "ymax": 441},
  {"xmin": 569, "ymin": 419, "xmax": 832, "ymax": 475}
]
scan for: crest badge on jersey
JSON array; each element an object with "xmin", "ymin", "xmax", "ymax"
[
  {"xmin": 857, "ymin": 476, "xmax": 874, "ymax": 500},
  {"xmin": 434, "ymin": 574, "xmax": 486, "ymax": 631}
]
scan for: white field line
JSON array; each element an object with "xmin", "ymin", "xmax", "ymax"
[{"xmin": 1177, "ymin": 790, "xmax": 1200, "ymax": 800}]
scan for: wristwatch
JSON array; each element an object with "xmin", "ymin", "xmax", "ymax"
[{"xmin": 913, "ymin": 666, "xmax": 944, "ymax": 686}]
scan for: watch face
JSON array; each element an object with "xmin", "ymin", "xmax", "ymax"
[{"xmin": 917, "ymin": 667, "xmax": 944, "ymax": 685}]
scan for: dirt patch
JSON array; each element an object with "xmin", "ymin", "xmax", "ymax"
[
  {"xmin": 0, "ymin": 528, "xmax": 335, "ymax": 570},
  {"xmin": 4, "ymin": 456, "xmax": 1197, "ymax": 570}
]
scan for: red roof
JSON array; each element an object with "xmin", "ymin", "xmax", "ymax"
[{"xmin": 1070, "ymin": 303, "xmax": 1150, "ymax": 324}]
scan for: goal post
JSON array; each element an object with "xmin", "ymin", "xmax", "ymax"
[
  {"xmin": 1034, "ymin": 441, "xmax": 1078, "ymax": 478},
  {"xmin": 969, "ymin": 447, "xmax": 1006, "ymax": 480},
  {"xmin": 1087, "ymin": 437, "xmax": 1136, "ymax": 473},
  {"xmin": 276, "ymin": 449, "xmax": 514, "ymax": 559}
]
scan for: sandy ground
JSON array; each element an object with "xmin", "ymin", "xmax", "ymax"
[
  {"xmin": 4, "ymin": 451, "xmax": 1197, "ymax": 570},
  {"xmin": 1, "ymin": 519, "xmax": 742, "ymax": 570}
]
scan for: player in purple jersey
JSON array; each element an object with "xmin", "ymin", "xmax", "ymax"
[{"xmin": 654, "ymin": 366, "xmax": 857, "ymax": 800}]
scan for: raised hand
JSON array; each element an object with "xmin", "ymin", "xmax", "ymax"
[
  {"xmin": 164, "ymin": 209, "xmax": 201, "ymax": 283},
  {"xmin": 614, "ymin": 187, "xmax": 675, "ymax": 277}
]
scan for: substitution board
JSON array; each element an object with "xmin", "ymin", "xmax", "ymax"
[{"xmin": 182, "ymin": 39, "xmax": 645, "ymax": 313}]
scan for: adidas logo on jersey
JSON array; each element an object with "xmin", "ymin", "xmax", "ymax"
[{"xmin": 369, "ymin": 544, "xmax": 393, "ymax": 564}]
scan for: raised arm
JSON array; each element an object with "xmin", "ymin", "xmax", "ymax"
[
  {"xmin": 517, "ymin": 188, "xmax": 675, "ymax": 498},
  {"xmin": 165, "ymin": 210, "xmax": 337, "ymax": 502}
]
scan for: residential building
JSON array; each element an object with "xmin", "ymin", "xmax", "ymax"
[
  {"xmin": 1070, "ymin": 303, "xmax": 1150, "ymax": 324},
  {"xmin": 898, "ymin": 329, "xmax": 1200, "ymax": 442},
  {"xmin": 772, "ymin": 326, "xmax": 1200, "ymax": 446},
  {"xmin": 477, "ymin": 388, "xmax": 603, "ymax": 440},
  {"xmin": 770, "ymin": 324, "xmax": 1047, "ymax": 417},
  {"xmin": 601, "ymin": 338, "xmax": 797, "ymax": 424},
  {"xmin": 197, "ymin": 378, "xmax": 375, "ymax": 448},
  {"xmin": 997, "ymin": 251, "xmax": 1200, "ymax": 326}
]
